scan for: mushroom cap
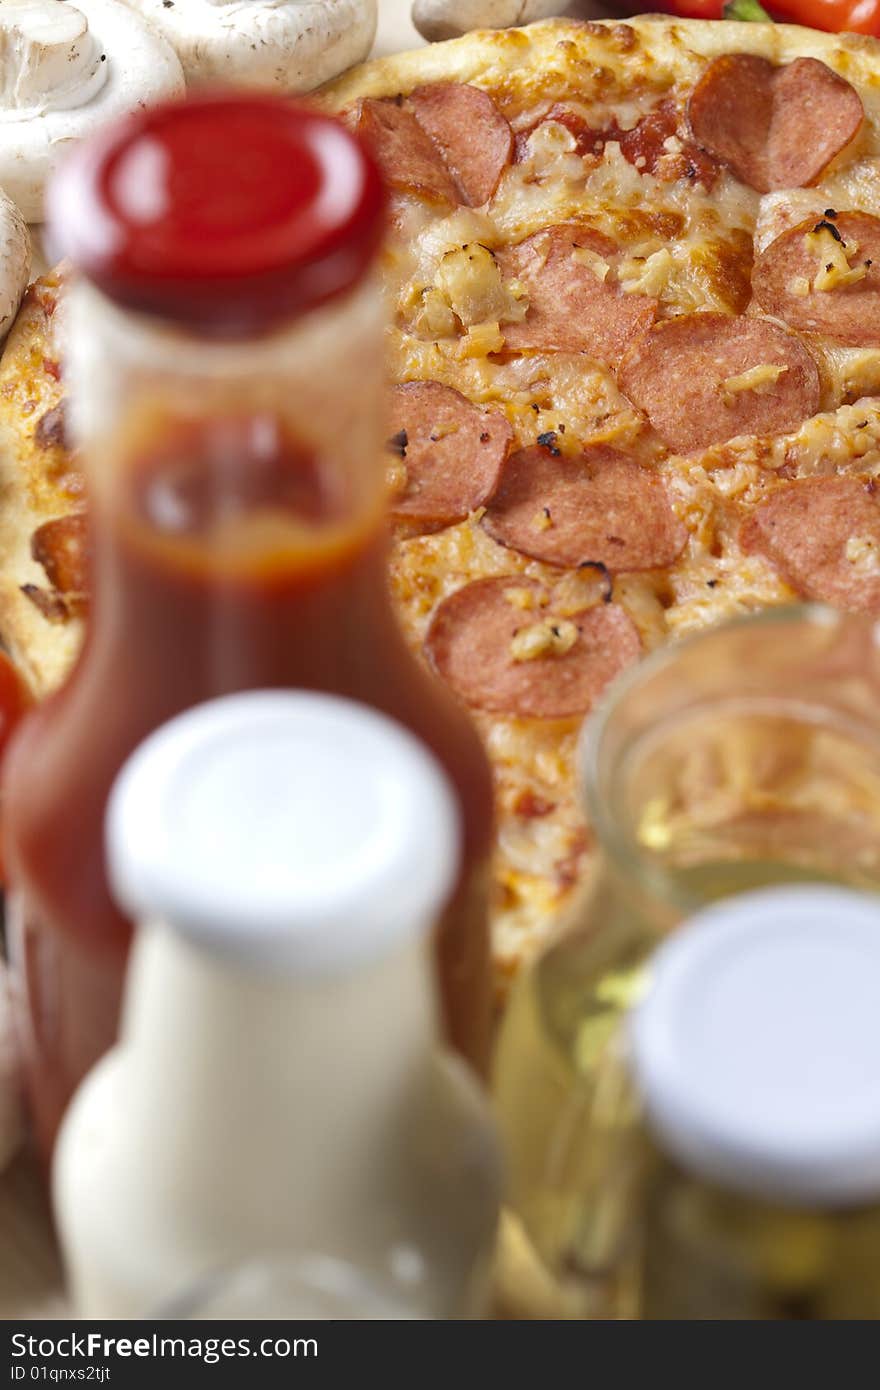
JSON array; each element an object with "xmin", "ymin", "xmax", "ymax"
[
  {"xmin": 0, "ymin": 0, "xmax": 184, "ymax": 223},
  {"xmin": 0, "ymin": 190, "xmax": 30, "ymax": 342},
  {"xmin": 126, "ymin": 0, "xmax": 378, "ymax": 91},
  {"xmin": 412, "ymin": 0, "xmax": 562, "ymax": 42}
]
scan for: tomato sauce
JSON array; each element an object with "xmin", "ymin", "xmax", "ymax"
[{"xmin": 516, "ymin": 99, "xmax": 718, "ymax": 189}]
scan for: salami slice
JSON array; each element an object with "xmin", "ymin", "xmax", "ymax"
[
  {"xmin": 353, "ymin": 99, "xmax": 459, "ymax": 205},
  {"xmin": 424, "ymin": 576, "xmax": 641, "ymax": 719},
  {"xmin": 687, "ymin": 55, "xmax": 863, "ymax": 194},
  {"xmin": 482, "ymin": 445, "xmax": 687, "ymax": 572},
  {"xmin": 497, "ymin": 225, "xmax": 657, "ymax": 366},
  {"xmin": 617, "ymin": 313, "xmax": 821, "ymax": 454},
  {"xmin": 740, "ymin": 476, "xmax": 880, "ymax": 613},
  {"xmin": 387, "ymin": 381, "xmax": 513, "ymax": 525},
  {"xmin": 409, "ymin": 83, "xmax": 513, "ymax": 207},
  {"xmin": 752, "ymin": 212, "xmax": 880, "ymax": 347}
]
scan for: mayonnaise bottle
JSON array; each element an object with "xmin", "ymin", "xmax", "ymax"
[{"xmin": 53, "ymin": 692, "xmax": 501, "ymax": 1318}]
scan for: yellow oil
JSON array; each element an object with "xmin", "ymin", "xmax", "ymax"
[{"xmin": 642, "ymin": 1165, "xmax": 880, "ymax": 1319}]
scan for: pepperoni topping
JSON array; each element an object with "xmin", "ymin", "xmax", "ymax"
[
  {"xmin": 687, "ymin": 55, "xmax": 863, "ymax": 194},
  {"xmin": 482, "ymin": 445, "xmax": 687, "ymax": 573},
  {"xmin": 354, "ymin": 99, "xmax": 459, "ymax": 206},
  {"xmin": 353, "ymin": 84, "xmax": 512, "ymax": 209},
  {"xmin": 31, "ymin": 514, "xmax": 88, "ymax": 597},
  {"xmin": 515, "ymin": 104, "xmax": 607, "ymax": 161},
  {"xmin": 752, "ymin": 212, "xmax": 880, "ymax": 347},
  {"xmin": 498, "ymin": 225, "xmax": 657, "ymax": 365},
  {"xmin": 740, "ymin": 477, "xmax": 880, "ymax": 614},
  {"xmin": 519, "ymin": 100, "xmax": 718, "ymax": 189},
  {"xmin": 619, "ymin": 98, "xmax": 718, "ymax": 189},
  {"xmin": 409, "ymin": 83, "xmax": 513, "ymax": 207},
  {"xmin": 424, "ymin": 576, "xmax": 641, "ymax": 720},
  {"xmin": 387, "ymin": 381, "xmax": 513, "ymax": 526},
  {"xmin": 617, "ymin": 313, "xmax": 821, "ymax": 454}
]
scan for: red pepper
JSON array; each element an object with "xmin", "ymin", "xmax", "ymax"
[
  {"xmin": 650, "ymin": 0, "xmax": 880, "ymax": 33},
  {"xmin": 657, "ymin": 0, "xmax": 725, "ymax": 14},
  {"xmin": 769, "ymin": 0, "xmax": 880, "ymax": 33},
  {"xmin": 0, "ymin": 650, "xmax": 31, "ymax": 884}
]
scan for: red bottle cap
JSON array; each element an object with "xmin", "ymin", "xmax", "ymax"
[{"xmin": 47, "ymin": 93, "xmax": 386, "ymax": 338}]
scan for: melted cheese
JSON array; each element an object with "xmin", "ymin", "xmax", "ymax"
[
  {"xmin": 571, "ymin": 246, "xmax": 611, "ymax": 281},
  {"xmin": 433, "ymin": 243, "xmax": 527, "ymax": 328},
  {"xmin": 755, "ymin": 160, "xmax": 880, "ymax": 254},
  {"xmin": 845, "ymin": 534, "xmax": 880, "ymax": 574},
  {"xmin": 618, "ymin": 247, "xmax": 673, "ymax": 296},
  {"xmin": 721, "ymin": 363, "xmax": 787, "ymax": 405},
  {"xmin": 510, "ymin": 617, "xmax": 578, "ymax": 661},
  {"xmin": 804, "ymin": 226, "xmax": 867, "ymax": 292}
]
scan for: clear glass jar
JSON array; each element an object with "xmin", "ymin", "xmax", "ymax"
[
  {"xmin": 492, "ymin": 604, "xmax": 880, "ymax": 1317},
  {"xmin": 631, "ymin": 886, "xmax": 880, "ymax": 1320}
]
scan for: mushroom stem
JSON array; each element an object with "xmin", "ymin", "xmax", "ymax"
[
  {"xmin": 412, "ymin": 0, "xmax": 563, "ymax": 42},
  {"xmin": 0, "ymin": 192, "xmax": 30, "ymax": 342},
  {"xmin": 0, "ymin": 0, "xmax": 184, "ymax": 223},
  {"xmin": 0, "ymin": 0, "xmax": 106, "ymax": 116}
]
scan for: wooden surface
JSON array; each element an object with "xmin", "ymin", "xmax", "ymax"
[{"xmin": 0, "ymin": 1156, "xmax": 64, "ymax": 1318}]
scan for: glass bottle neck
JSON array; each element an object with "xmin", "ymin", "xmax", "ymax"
[
  {"xmin": 65, "ymin": 275, "xmax": 401, "ymax": 696},
  {"xmin": 65, "ymin": 274, "xmax": 388, "ymax": 539},
  {"xmin": 120, "ymin": 923, "xmax": 439, "ymax": 1192}
]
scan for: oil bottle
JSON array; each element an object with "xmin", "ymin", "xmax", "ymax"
[{"xmin": 493, "ymin": 605, "xmax": 880, "ymax": 1316}]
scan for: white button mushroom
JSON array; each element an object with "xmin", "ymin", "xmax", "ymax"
[
  {"xmin": 0, "ymin": 0, "xmax": 185, "ymax": 223},
  {"xmin": 0, "ymin": 190, "xmax": 29, "ymax": 343},
  {"xmin": 412, "ymin": 0, "xmax": 563, "ymax": 42},
  {"xmin": 0, "ymin": 963, "xmax": 23, "ymax": 1176},
  {"xmin": 125, "ymin": 0, "xmax": 378, "ymax": 91}
]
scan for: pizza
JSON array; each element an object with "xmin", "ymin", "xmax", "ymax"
[
  {"xmin": 5, "ymin": 16, "xmax": 880, "ymax": 992},
  {"xmin": 0, "ymin": 270, "xmax": 86, "ymax": 699}
]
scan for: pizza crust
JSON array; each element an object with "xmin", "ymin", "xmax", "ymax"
[
  {"xmin": 319, "ymin": 17, "xmax": 880, "ymax": 112},
  {"xmin": 0, "ymin": 468, "xmax": 83, "ymax": 700},
  {"xmin": 0, "ymin": 275, "xmax": 84, "ymax": 698}
]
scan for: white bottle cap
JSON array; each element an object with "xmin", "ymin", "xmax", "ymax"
[
  {"xmin": 629, "ymin": 885, "xmax": 880, "ymax": 1207},
  {"xmin": 106, "ymin": 691, "xmax": 461, "ymax": 974}
]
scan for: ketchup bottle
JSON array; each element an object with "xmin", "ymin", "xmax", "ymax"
[{"xmin": 3, "ymin": 95, "xmax": 494, "ymax": 1159}]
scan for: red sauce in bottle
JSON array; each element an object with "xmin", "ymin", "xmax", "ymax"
[{"xmin": 5, "ymin": 97, "xmax": 494, "ymax": 1159}]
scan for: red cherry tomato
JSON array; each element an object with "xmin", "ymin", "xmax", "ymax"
[
  {"xmin": 623, "ymin": 0, "xmax": 880, "ymax": 31},
  {"xmin": 0, "ymin": 651, "xmax": 30, "ymax": 764},
  {"xmin": 769, "ymin": 0, "xmax": 880, "ymax": 32},
  {"xmin": 663, "ymin": 0, "xmax": 725, "ymax": 14},
  {"xmin": 0, "ymin": 652, "xmax": 31, "ymax": 884}
]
